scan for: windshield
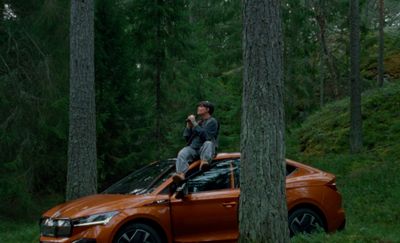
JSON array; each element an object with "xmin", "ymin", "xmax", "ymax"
[{"xmin": 103, "ymin": 159, "xmax": 175, "ymax": 195}]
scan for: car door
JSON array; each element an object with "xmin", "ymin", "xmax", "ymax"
[{"xmin": 170, "ymin": 159, "xmax": 239, "ymax": 243}]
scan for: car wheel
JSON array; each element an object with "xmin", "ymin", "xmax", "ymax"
[
  {"xmin": 288, "ymin": 208, "xmax": 325, "ymax": 236},
  {"xmin": 113, "ymin": 223, "xmax": 163, "ymax": 243}
]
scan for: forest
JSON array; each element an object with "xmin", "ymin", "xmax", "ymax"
[{"xmin": 1, "ymin": 0, "xmax": 400, "ymax": 242}]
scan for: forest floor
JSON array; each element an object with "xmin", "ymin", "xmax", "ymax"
[
  {"xmin": 290, "ymin": 152, "xmax": 400, "ymax": 243},
  {"xmin": 2, "ymin": 83, "xmax": 400, "ymax": 242},
  {"xmin": 0, "ymin": 195, "xmax": 62, "ymax": 242},
  {"xmin": 0, "ymin": 221, "xmax": 38, "ymax": 243}
]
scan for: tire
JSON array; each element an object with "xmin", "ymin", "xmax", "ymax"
[
  {"xmin": 113, "ymin": 223, "xmax": 163, "ymax": 243},
  {"xmin": 288, "ymin": 208, "xmax": 326, "ymax": 237}
]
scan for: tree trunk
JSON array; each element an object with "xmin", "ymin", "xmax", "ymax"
[
  {"xmin": 66, "ymin": 0, "xmax": 97, "ymax": 200},
  {"xmin": 314, "ymin": 1, "xmax": 340, "ymax": 98},
  {"xmin": 240, "ymin": 0, "xmax": 289, "ymax": 242},
  {"xmin": 0, "ymin": 1, "xmax": 3, "ymax": 21},
  {"xmin": 154, "ymin": 0, "xmax": 163, "ymax": 160},
  {"xmin": 155, "ymin": 55, "xmax": 162, "ymax": 159},
  {"xmin": 350, "ymin": 0, "xmax": 363, "ymax": 153},
  {"xmin": 377, "ymin": 0, "xmax": 384, "ymax": 87},
  {"xmin": 0, "ymin": 1, "xmax": 5, "ymax": 25},
  {"xmin": 320, "ymin": 55, "xmax": 325, "ymax": 108},
  {"xmin": 188, "ymin": 0, "xmax": 194, "ymax": 24}
]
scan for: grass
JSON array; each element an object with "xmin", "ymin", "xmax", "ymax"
[
  {"xmin": 0, "ymin": 194, "xmax": 63, "ymax": 243},
  {"xmin": 0, "ymin": 220, "xmax": 38, "ymax": 243},
  {"xmin": 290, "ymin": 153, "xmax": 400, "ymax": 243}
]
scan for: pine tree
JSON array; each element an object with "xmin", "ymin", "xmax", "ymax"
[
  {"xmin": 240, "ymin": 0, "xmax": 289, "ymax": 242},
  {"xmin": 127, "ymin": 0, "xmax": 190, "ymax": 159},
  {"xmin": 66, "ymin": 0, "xmax": 97, "ymax": 200},
  {"xmin": 377, "ymin": 0, "xmax": 385, "ymax": 87},
  {"xmin": 349, "ymin": 0, "xmax": 363, "ymax": 153}
]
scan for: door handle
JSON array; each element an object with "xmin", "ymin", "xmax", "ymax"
[{"xmin": 222, "ymin": 202, "xmax": 237, "ymax": 208}]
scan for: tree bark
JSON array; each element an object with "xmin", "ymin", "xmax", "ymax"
[
  {"xmin": 66, "ymin": 0, "xmax": 97, "ymax": 200},
  {"xmin": 155, "ymin": 54, "xmax": 162, "ymax": 159},
  {"xmin": 350, "ymin": 0, "xmax": 363, "ymax": 153},
  {"xmin": 154, "ymin": 0, "xmax": 163, "ymax": 160},
  {"xmin": 240, "ymin": 0, "xmax": 289, "ymax": 242},
  {"xmin": 188, "ymin": 0, "xmax": 194, "ymax": 24},
  {"xmin": 0, "ymin": 1, "xmax": 3, "ymax": 22},
  {"xmin": 314, "ymin": 1, "xmax": 340, "ymax": 98},
  {"xmin": 377, "ymin": 0, "xmax": 384, "ymax": 87},
  {"xmin": 0, "ymin": 1, "xmax": 4, "ymax": 27},
  {"xmin": 320, "ymin": 54, "xmax": 325, "ymax": 108}
]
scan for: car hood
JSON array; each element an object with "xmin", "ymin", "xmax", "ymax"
[{"xmin": 42, "ymin": 194, "xmax": 155, "ymax": 219}]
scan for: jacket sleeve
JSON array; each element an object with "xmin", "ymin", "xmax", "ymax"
[
  {"xmin": 193, "ymin": 118, "xmax": 218, "ymax": 141},
  {"xmin": 183, "ymin": 127, "xmax": 192, "ymax": 142}
]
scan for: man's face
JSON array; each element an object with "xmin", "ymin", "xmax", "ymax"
[{"xmin": 197, "ymin": 105, "xmax": 209, "ymax": 116}]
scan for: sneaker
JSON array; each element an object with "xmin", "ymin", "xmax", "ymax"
[
  {"xmin": 172, "ymin": 173, "xmax": 185, "ymax": 184},
  {"xmin": 200, "ymin": 160, "xmax": 209, "ymax": 171}
]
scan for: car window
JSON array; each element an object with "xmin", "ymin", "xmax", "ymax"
[
  {"xmin": 187, "ymin": 160, "xmax": 235, "ymax": 193},
  {"xmin": 233, "ymin": 159, "xmax": 295, "ymax": 188},
  {"xmin": 232, "ymin": 159, "xmax": 240, "ymax": 188},
  {"xmin": 103, "ymin": 159, "xmax": 175, "ymax": 195}
]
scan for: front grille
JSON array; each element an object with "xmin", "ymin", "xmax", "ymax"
[{"xmin": 72, "ymin": 239, "xmax": 97, "ymax": 243}]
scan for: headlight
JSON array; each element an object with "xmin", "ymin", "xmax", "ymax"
[
  {"xmin": 40, "ymin": 218, "xmax": 72, "ymax": 237},
  {"xmin": 72, "ymin": 211, "xmax": 119, "ymax": 227}
]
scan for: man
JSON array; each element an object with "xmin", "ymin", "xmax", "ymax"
[{"xmin": 172, "ymin": 101, "xmax": 219, "ymax": 183}]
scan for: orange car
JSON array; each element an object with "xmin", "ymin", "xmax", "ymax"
[{"xmin": 39, "ymin": 153, "xmax": 345, "ymax": 243}]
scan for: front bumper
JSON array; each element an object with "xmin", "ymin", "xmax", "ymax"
[
  {"xmin": 322, "ymin": 187, "xmax": 346, "ymax": 232},
  {"xmin": 39, "ymin": 221, "xmax": 116, "ymax": 243},
  {"xmin": 40, "ymin": 239, "xmax": 96, "ymax": 243}
]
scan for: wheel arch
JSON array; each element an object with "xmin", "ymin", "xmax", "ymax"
[
  {"xmin": 112, "ymin": 217, "xmax": 169, "ymax": 243},
  {"xmin": 288, "ymin": 202, "xmax": 328, "ymax": 231}
]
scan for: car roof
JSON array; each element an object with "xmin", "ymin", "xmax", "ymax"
[
  {"xmin": 213, "ymin": 153, "xmax": 317, "ymax": 171},
  {"xmin": 214, "ymin": 152, "xmax": 241, "ymax": 160}
]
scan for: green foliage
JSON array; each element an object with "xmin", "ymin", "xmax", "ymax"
[
  {"xmin": 0, "ymin": 221, "xmax": 38, "ymax": 243},
  {"xmin": 0, "ymin": 0, "xmax": 245, "ymax": 214},
  {"xmin": 94, "ymin": 0, "xmax": 144, "ymax": 188},
  {"xmin": 0, "ymin": 194, "xmax": 64, "ymax": 242},
  {"xmin": 0, "ymin": 0, "xmax": 69, "ymax": 217},
  {"xmin": 187, "ymin": 0, "xmax": 242, "ymax": 151}
]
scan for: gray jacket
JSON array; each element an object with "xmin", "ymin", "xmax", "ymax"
[{"xmin": 183, "ymin": 117, "xmax": 219, "ymax": 150}]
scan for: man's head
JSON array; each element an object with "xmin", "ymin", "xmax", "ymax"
[{"xmin": 197, "ymin": 101, "xmax": 214, "ymax": 116}]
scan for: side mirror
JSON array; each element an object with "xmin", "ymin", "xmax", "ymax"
[{"xmin": 175, "ymin": 182, "xmax": 188, "ymax": 200}]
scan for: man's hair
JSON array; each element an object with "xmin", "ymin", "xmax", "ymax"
[{"xmin": 198, "ymin": 101, "xmax": 214, "ymax": 115}]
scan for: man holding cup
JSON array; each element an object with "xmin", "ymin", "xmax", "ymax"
[{"xmin": 172, "ymin": 101, "xmax": 219, "ymax": 183}]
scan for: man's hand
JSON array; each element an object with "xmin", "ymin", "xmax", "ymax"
[
  {"xmin": 187, "ymin": 115, "xmax": 196, "ymax": 123},
  {"xmin": 187, "ymin": 114, "xmax": 198, "ymax": 127}
]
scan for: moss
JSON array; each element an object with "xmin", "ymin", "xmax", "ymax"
[
  {"xmin": 295, "ymin": 82, "xmax": 400, "ymax": 155},
  {"xmin": 364, "ymin": 52, "xmax": 400, "ymax": 80}
]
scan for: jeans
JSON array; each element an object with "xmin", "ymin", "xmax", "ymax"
[{"xmin": 176, "ymin": 141, "xmax": 215, "ymax": 173}]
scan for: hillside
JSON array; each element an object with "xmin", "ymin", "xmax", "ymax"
[{"xmin": 290, "ymin": 82, "xmax": 400, "ymax": 242}]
